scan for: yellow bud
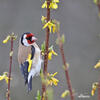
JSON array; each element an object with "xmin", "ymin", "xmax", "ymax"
[
  {"xmin": 91, "ymin": 89, "xmax": 95, "ymax": 96},
  {"xmin": 41, "ymin": 16, "xmax": 47, "ymax": 21},
  {"xmin": 41, "ymin": 52, "xmax": 44, "ymax": 56},
  {"xmin": 94, "ymin": 61, "xmax": 100, "ymax": 68},
  {"xmin": 3, "ymin": 35, "xmax": 11, "ymax": 44},
  {"xmin": 9, "ymin": 51, "xmax": 13, "ymax": 57},
  {"xmin": 91, "ymin": 82, "xmax": 99, "ymax": 96},
  {"xmin": 61, "ymin": 90, "xmax": 70, "ymax": 98},
  {"xmin": 92, "ymin": 82, "xmax": 99, "ymax": 89}
]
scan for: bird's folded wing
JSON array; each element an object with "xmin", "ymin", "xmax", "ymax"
[{"xmin": 18, "ymin": 42, "xmax": 31, "ymax": 65}]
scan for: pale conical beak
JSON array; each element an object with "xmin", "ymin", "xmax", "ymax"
[{"xmin": 32, "ymin": 36, "xmax": 37, "ymax": 41}]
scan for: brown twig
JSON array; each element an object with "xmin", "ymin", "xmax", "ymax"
[
  {"xmin": 57, "ymin": 30, "xmax": 74, "ymax": 100},
  {"xmin": 7, "ymin": 37, "xmax": 13, "ymax": 100},
  {"xmin": 42, "ymin": 0, "xmax": 50, "ymax": 100},
  {"xmin": 43, "ymin": 0, "xmax": 50, "ymax": 75},
  {"xmin": 97, "ymin": 0, "xmax": 100, "ymax": 12},
  {"xmin": 98, "ymin": 80, "xmax": 100, "ymax": 100},
  {"xmin": 97, "ymin": 0, "xmax": 100, "ymax": 98}
]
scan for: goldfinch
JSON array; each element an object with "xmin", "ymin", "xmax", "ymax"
[{"xmin": 18, "ymin": 32, "xmax": 42, "ymax": 92}]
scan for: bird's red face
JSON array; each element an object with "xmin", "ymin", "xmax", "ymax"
[{"xmin": 26, "ymin": 33, "xmax": 37, "ymax": 44}]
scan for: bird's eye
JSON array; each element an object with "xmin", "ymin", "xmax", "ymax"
[{"xmin": 26, "ymin": 36, "xmax": 32, "ymax": 40}]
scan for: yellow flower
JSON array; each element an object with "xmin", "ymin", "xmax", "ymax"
[
  {"xmin": 49, "ymin": 0, "xmax": 59, "ymax": 9},
  {"xmin": 61, "ymin": 90, "xmax": 70, "ymax": 98},
  {"xmin": 43, "ymin": 21, "xmax": 56, "ymax": 33},
  {"xmin": 41, "ymin": 49, "xmax": 57, "ymax": 60},
  {"xmin": 42, "ymin": 0, "xmax": 59, "ymax": 9},
  {"xmin": 48, "ymin": 50, "xmax": 58, "ymax": 60},
  {"xmin": 0, "ymin": 72, "xmax": 11, "ymax": 84},
  {"xmin": 51, "ymin": 77, "xmax": 59, "ymax": 86},
  {"xmin": 42, "ymin": 1, "xmax": 47, "ymax": 8},
  {"xmin": 94, "ymin": 61, "xmax": 100, "ymax": 69},
  {"xmin": 49, "ymin": 2, "xmax": 58, "ymax": 9},
  {"xmin": 47, "ymin": 72, "xmax": 59, "ymax": 86},
  {"xmin": 41, "ymin": 43, "xmax": 57, "ymax": 60},
  {"xmin": 27, "ymin": 54, "xmax": 32, "ymax": 72},
  {"xmin": 91, "ymin": 82, "xmax": 99, "ymax": 96},
  {"xmin": 3, "ymin": 35, "xmax": 11, "ymax": 44}
]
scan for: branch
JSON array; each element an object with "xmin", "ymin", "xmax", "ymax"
[
  {"xmin": 3, "ymin": 33, "xmax": 17, "ymax": 100},
  {"xmin": 43, "ymin": 0, "xmax": 50, "ymax": 75},
  {"xmin": 42, "ymin": 0, "xmax": 50, "ymax": 100},
  {"xmin": 98, "ymin": 80, "xmax": 100, "ymax": 100},
  {"xmin": 7, "ymin": 37, "xmax": 13, "ymax": 100},
  {"xmin": 56, "ymin": 30, "xmax": 74, "ymax": 100}
]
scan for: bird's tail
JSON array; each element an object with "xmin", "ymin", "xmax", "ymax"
[
  {"xmin": 27, "ymin": 69, "xmax": 36, "ymax": 92},
  {"xmin": 28, "ymin": 76, "xmax": 32, "ymax": 92}
]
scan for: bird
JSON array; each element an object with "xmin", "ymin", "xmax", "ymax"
[{"xmin": 18, "ymin": 32, "xmax": 42, "ymax": 92}]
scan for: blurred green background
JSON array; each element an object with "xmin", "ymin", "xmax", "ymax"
[{"xmin": 0, "ymin": 0, "xmax": 100, "ymax": 100}]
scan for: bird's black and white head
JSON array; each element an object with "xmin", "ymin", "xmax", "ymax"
[{"xmin": 21, "ymin": 32, "xmax": 37, "ymax": 46}]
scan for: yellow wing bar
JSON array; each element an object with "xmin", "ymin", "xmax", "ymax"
[{"xmin": 27, "ymin": 54, "xmax": 33, "ymax": 72}]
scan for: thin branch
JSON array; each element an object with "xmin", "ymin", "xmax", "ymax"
[
  {"xmin": 7, "ymin": 37, "xmax": 13, "ymax": 100},
  {"xmin": 42, "ymin": 0, "xmax": 50, "ymax": 100},
  {"xmin": 57, "ymin": 30, "xmax": 74, "ymax": 100},
  {"xmin": 97, "ymin": 0, "xmax": 100, "ymax": 12},
  {"xmin": 97, "ymin": 1, "xmax": 100, "ymax": 98},
  {"xmin": 98, "ymin": 80, "xmax": 100, "ymax": 100},
  {"xmin": 43, "ymin": 0, "xmax": 50, "ymax": 75}
]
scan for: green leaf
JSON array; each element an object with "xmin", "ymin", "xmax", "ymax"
[
  {"xmin": 61, "ymin": 34, "xmax": 65, "ymax": 44},
  {"xmin": 36, "ymin": 90, "xmax": 41, "ymax": 100},
  {"xmin": 41, "ymin": 41, "xmax": 45, "ymax": 52}
]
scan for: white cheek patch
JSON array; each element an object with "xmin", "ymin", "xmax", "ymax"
[
  {"xmin": 24, "ymin": 34, "xmax": 27, "ymax": 38},
  {"xmin": 23, "ymin": 39, "xmax": 30, "ymax": 46}
]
